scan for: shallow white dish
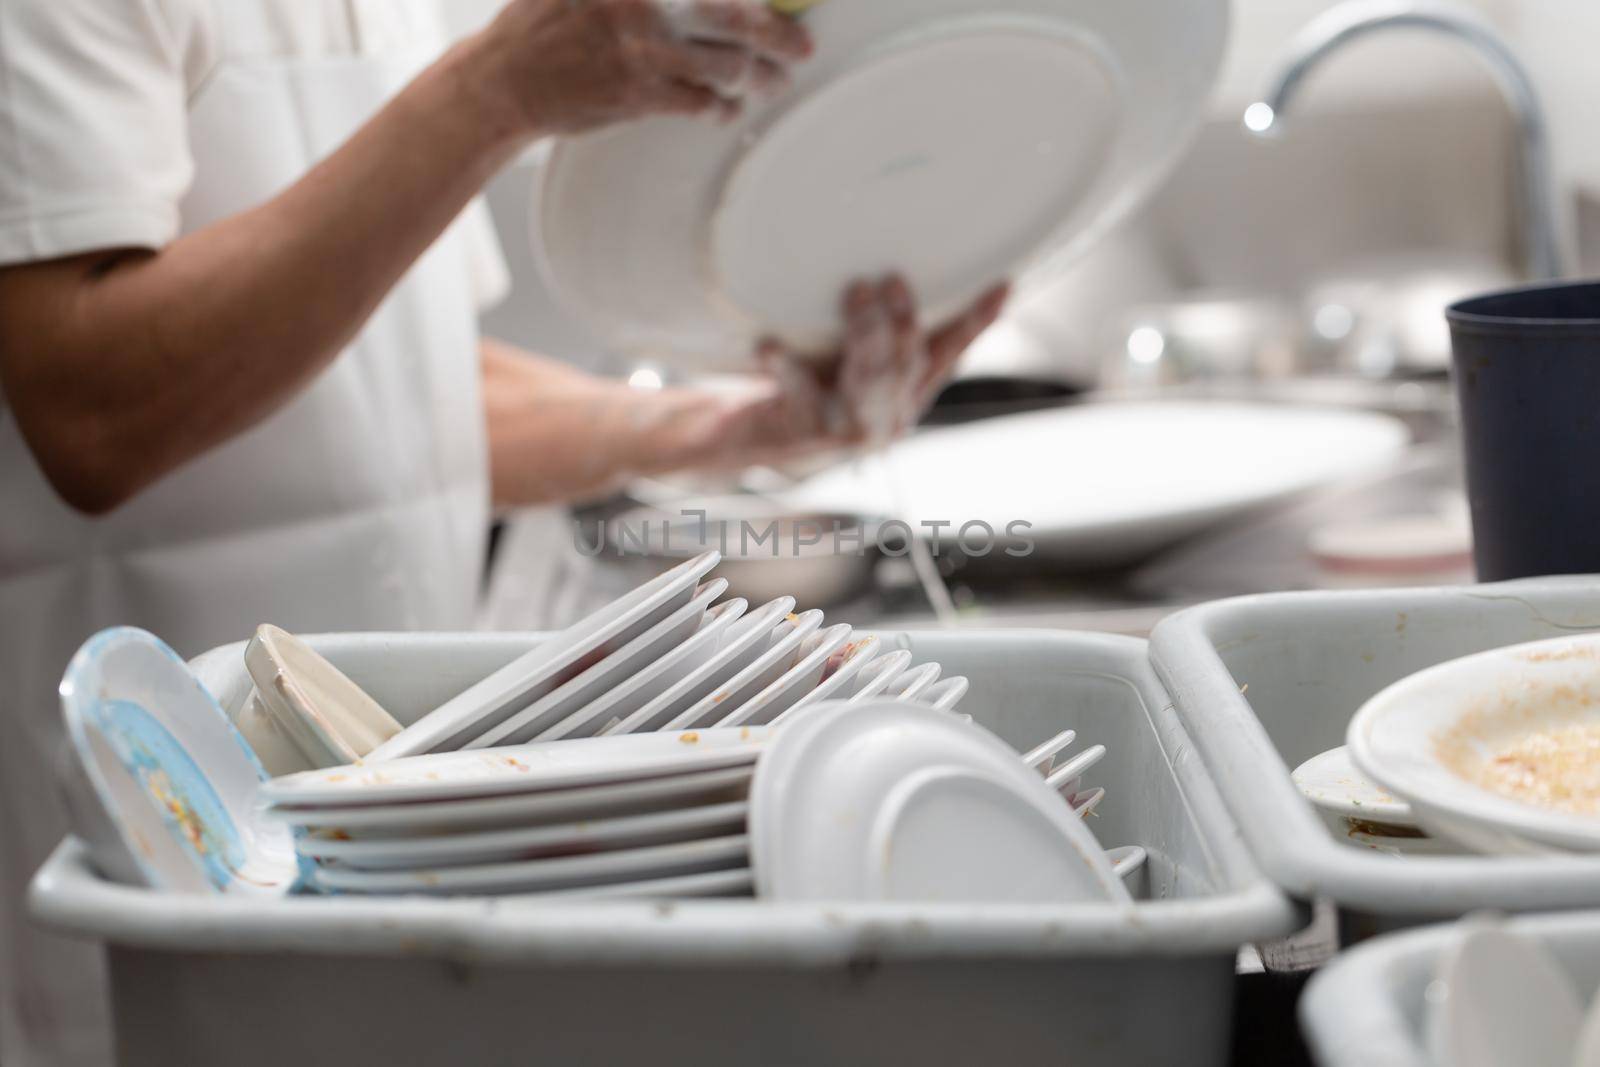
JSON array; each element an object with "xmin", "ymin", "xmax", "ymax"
[
  {"xmin": 467, "ymin": 579, "xmax": 726, "ymax": 749},
  {"xmin": 713, "ymin": 624, "xmax": 855, "ymax": 729},
  {"xmin": 1425, "ymin": 924, "xmax": 1584, "ymax": 1067},
  {"xmin": 1348, "ymin": 634, "xmax": 1600, "ymax": 855},
  {"xmin": 270, "ymin": 765, "xmax": 753, "ymax": 836},
  {"xmin": 751, "ymin": 700, "xmax": 1129, "ymax": 903},
  {"xmin": 661, "ymin": 609, "xmax": 825, "ymax": 731},
  {"xmin": 602, "ymin": 597, "xmax": 797, "ymax": 736},
  {"xmin": 1292, "ymin": 745, "xmax": 1418, "ymax": 831},
  {"xmin": 535, "ymin": 597, "xmax": 748, "ymax": 743},
  {"xmin": 245, "ymin": 625, "xmax": 402, "ymax": 769},
  {"xmin": 372, "ymin": 551, "xmax": 719, "ymax": 758},
  {"xmin": 532, "ymin": 0, "xmax": 1229, "ymax": 368},
  {"xmin": 310, "ymin": 834, "xmax": 750, "ymax": 896},
  {"xmin": 262, "ymin": 728, "xmax": 767, "ymax": 810},
  {"xmin": 784, "ymin": 403, "xmax": 1409, "ymax": 567},
  {"xmin": 59, "ymin": 628, "xmax": 293, "ymax": 895},
  {"xmin": 298, "ymin": 801, "xmax": 749, "ymax": 872}
]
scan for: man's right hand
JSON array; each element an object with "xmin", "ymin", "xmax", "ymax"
[{"xmin": 475, "ymin": 0, "xmax": 814, "ymax": 135}]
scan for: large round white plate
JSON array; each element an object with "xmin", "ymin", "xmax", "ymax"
[
  {"xmin": 297, "ymin": 801, "xmax": 749, "ymax": 871},
  {"xmin": 661, "ymin": 610, "xmax": 825, "ymax": 731},
  {"xmin": 751, "ymin": 700, "xmax": 1129, "ymax": 903},
  {"xmin": 714, "ymin": 624, "xmax": 854, "ymax": 729},
  {"xmin": 536, "ymin": 598, "xmax": 749, "ymax": 743},
  {"xmin": 1292, "ymin": 745, "xmax": 1418, "ymax": 830},
  {"xmin": 268, "ymin": 765, "xmax": 753, "ymax": 835},
  {"xmin": 59, "ymin": 628, "xmax": 294, "ymax": 895},
  {"xmin": 531, "ymin": 0, "xmax": 1229, "ymax": 369},
  {"xmin": 784, "ymin": 403, "xmax": 1409, "ymax": 568},
  {"xmin": 1348, "ymin": 634, "xmax": 1600, "ymax": 855},
  {"xmin": 309, "ymin": 834, "xmax": 750, "ymax": 896},
  {"xmin": 466, "ymin": 579, "xmax": 726, "ymax": 749},
  {"xmin": 371, "ymin": 552, "xmax": 720, "ymax": 759},
  {"xmin": 262, "ymin": 728, "xmax": 767, "ymax": 809},
  {"xmin": 600, "ymin": 596, "xmax": 797, "ymax": 736}
]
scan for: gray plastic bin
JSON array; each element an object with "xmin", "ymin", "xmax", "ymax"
[
  {"xmin": 30, "ymin": 630, "xmax": 1296, "ymax": 1067},
  {"xmin": 1150, "ymin": 576, "xmax": 1600, "ymax": 935},
  {"xmin": 1300, "ymin": 911, "xmax": 1600, "ymax": 1067}
]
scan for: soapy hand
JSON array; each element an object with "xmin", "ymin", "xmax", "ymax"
[
  {"xmin": 719, "ymin": 276, "xmax": 1011, "ymax": 460},
  {"xmin": 477, "ymin": 0, "xmax": 812, "ymax": 134}
]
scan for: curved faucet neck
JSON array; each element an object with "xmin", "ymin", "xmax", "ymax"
[{"xmin": 1251, "ymin": 0, "xmax": 1567, "ymax": 281}]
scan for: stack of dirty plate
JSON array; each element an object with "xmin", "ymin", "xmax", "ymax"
[
  {"xmin": 60, "ymin": 549, "xmax": 1135, "ymax": 904},
  {"xmin": 263, "ymin": 729, "xmax": 767, "ymax": 900},
  {"xmin": 256, "ymin": 706, "xmax": 1132, "ymax": 902}
]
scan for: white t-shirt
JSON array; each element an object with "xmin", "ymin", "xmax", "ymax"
[{"xmin": 0, "ymin": 0, "xmax": 508, "ymax": 296}]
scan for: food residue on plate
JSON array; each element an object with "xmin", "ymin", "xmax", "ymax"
[{"xmin": 1468, "ymin": 722, "xmax": 1600, "ymax": 816}]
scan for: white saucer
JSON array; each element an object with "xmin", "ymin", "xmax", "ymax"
[
  {"xmin": 1292, "ymin": 745, "xmax": 1418, "ymax": 830},
  {"xmin": 845, "ymin": 650, "xmax": 914, "ymax": 704},
  {"xmin": 532, "ymin": 0, "xmax": 1229, "ymax": 368},
  {"xmin": 751, "ymin": 700, "xmax": 1129, "ymax": 903},
  {"xmin": 880, "ymin": 662, "xmax": 943, "ymax": 703}
]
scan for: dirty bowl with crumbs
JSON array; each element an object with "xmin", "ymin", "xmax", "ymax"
[{"xmin": 1348, "ymin": 633, "xmax": 1600, "ymax": 855}]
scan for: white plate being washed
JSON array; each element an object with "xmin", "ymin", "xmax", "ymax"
[{"xmin": 531, "ymin": 0, "xmax": 1229, "ymax": 369}]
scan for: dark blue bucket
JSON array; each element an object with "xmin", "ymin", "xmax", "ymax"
[{"xmin": 1448, "ymin": 280, "xmax": 1600, "ymax": 581}]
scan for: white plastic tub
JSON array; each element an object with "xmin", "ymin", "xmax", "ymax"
[
  {"xmin": 1299, "ymin": 912, "xmax": 1600, "ymax": 1067},
  {"xmin": 31, "ymin": 630, "xmax": 1295, "ymax": 1067},
  {"xmin": 1150, "ymin": 575, "xmax": 1600, "ymax": 935}
]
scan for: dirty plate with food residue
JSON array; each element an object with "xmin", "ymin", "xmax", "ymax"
[
  {"xmin": 1292, "ymin": 745, "xmax": 1419, "ymax": 832},
  {"xmin": 59, "ymin": 628, "xmax": 295, "ymax": 895},
  {"xmin": 261, "ymin": 728, "xmax": 770, "ymax": 809},
  {"xmin": 1349, "ymin": 633, "xmax": 1600, "ymax": 855}
]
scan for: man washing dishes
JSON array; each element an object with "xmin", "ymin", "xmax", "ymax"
[{"xmin": 0, "ymin": 1, "xmax": 1008, "ymax": 1062}]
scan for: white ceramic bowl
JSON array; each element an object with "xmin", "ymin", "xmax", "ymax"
[{"xmin": 1348, "ymin": 634, "xmax": 1600, "ymax": 855}]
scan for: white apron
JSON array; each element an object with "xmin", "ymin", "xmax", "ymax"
[{"xmin": 0, "ymin": 8, "xmax": 490, "ymax": 1064}]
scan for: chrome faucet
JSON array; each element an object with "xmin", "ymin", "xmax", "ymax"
[{"xmin": 1244, "ymin": 0, "xmax": 1568, "ymax": 281}]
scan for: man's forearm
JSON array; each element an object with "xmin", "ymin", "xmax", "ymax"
[
  {"xmin": 482, "ymin": 338, "xmax": 739, "ymax": 509},
  {"xmin": 0, "ymin": 36, "xmax": 525, "ymax": 514}
]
